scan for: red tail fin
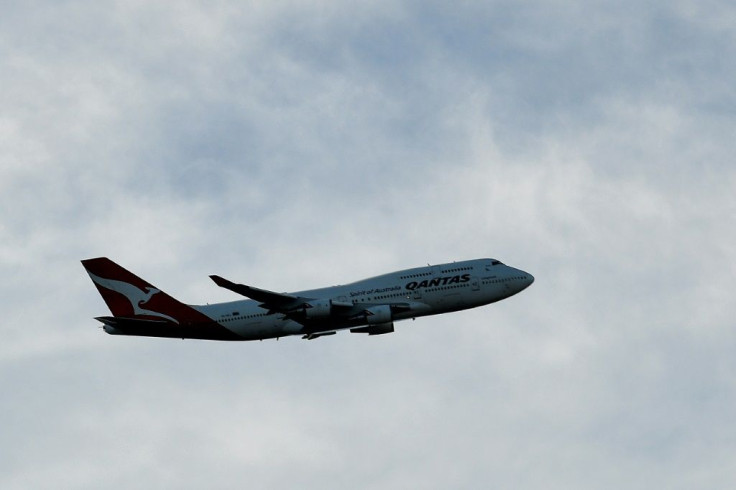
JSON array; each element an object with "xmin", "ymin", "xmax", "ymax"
[{"xmin": 81, "ymin": 257, "xmax": 204, "ymax": 324}]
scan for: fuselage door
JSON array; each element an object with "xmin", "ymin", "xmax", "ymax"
[{"xmin": 471, "ymin": 277, "xmax": 480, "ymax": 291}]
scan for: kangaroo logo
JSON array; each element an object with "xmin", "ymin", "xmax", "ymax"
[{"xmin": 87, "ymin": 272, "xmax": 180, "ymax": 324}]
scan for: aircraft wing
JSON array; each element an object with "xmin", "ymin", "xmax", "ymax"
[
  {"xmin": 210, "ymin": 275, "xmax": 420, "ymax": 334},
  {"xmin": 210, "ymin": 275, "xmax": 308, "ymax": 311}
]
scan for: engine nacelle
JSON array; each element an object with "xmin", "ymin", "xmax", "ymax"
[
  {"xmin": 365, "ymin": 304, "xmax": 392, "ymax": 325},
  {"xmin": 303, "ymin": 299, "xmax": 332, "ymax": 319},
  {"xmin": 351, "ymin": 322, "xmax": 394, "ymax": 335}
]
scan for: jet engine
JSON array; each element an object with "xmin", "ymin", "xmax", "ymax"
[
  {"xmin": 365, "ymin": 304, "xmax": 392, "ymax": 324},
  {"xmin": 350, "ymin": 322, "xmax": 394, "ymax": 335},
  {"xmin": 303, "ymin": 299, "xmax": 332, "ymax": 319}
]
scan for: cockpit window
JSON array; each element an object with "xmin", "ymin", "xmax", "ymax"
[{"xmin": 491, "ymin": 260, "xmax": 503, "ymax": 266}]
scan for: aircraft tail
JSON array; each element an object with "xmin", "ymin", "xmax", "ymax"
[{"xmin": 81, "ymin": 257, "xmax": 201, "ymax": 325}]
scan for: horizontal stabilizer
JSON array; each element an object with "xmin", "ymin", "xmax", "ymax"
[{"xmin": 94, "ymin": 316, "xmax": 174, "ymax": 328}]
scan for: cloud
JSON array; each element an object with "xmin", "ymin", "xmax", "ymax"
[{"xmin": 2, "ymin": 1, "xmax": 736, "ymax": 488}]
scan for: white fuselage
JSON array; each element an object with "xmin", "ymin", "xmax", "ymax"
[{"xmin": 193, "ymin": 258, "xmax": 534, "ymax": 340}]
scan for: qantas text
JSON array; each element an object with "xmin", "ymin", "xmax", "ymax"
[{"xmin": 405, "ymin": 274, "xmax": 471, "ymax": 291}]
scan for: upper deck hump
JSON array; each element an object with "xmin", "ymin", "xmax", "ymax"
[{"xmin": 292, "ymin": 258, "xmax": 490, "ymax": 298}]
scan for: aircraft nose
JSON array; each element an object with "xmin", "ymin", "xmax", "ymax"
[
  {"xmin": 525, "ymin": 272, "xmax": 535, "ymax": 286},
  {"xmin": 517, "ymin": 270, "xmax": 534, "ymax": 291}
]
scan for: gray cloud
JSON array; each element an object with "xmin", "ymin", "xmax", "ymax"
[{"xmin": 2, "ymin": 1, "xmax": 735, "ymax": 488}]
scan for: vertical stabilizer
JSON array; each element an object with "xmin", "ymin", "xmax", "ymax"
[{"xmin": 81, "ymin": 257, "xmax": 199, "ymax": 324}]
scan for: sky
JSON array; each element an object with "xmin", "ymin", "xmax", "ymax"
[{"xmin": 2, "ymin": 0, "xmax": 735, "ymax": 488}]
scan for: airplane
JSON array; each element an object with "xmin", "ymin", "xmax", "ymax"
[{"xmin": 81, "ymin": 257, "xmax": 534, "ymax": 341}]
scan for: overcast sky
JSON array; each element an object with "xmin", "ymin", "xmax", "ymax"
[{"xmin": 2, "ymin": 1, "xmax": 735, "ymax": 488}]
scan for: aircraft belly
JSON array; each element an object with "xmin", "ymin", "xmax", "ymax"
[
  {"xmin": 232, "ymin": 319, "xmax": 303, "ymax": 340},
  {"xmin": 427, "ymin": 290, "xmax": 490, "ymax": 314}
]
